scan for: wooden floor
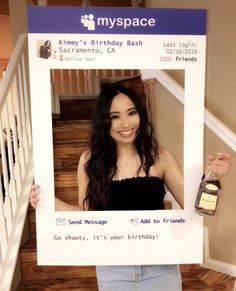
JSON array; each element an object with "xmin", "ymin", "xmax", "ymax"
[
  {"xmin": 181, "ymin": 264, "xmax": 235, "ymax": 290},
  {"xmin": 17, "ymin": 257, "xmax": 236, "ymax": 290}
]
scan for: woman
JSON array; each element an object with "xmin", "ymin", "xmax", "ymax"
[
  {"xmin": 39, "ymin": 40, "xmax": 52, "ymax": 59},
  {"xmin": 30, "ymin": 85, "xmax": 231, "ymax": 290}
]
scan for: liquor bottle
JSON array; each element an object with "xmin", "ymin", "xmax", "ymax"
[{"xmin": 195, "ymin": 170, "xmax": 221, "ymax": 217}]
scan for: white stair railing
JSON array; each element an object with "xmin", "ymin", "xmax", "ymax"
[
  {"xmin": 0, "ymin": 34, "xmax": 34, "ymax": 291},
  {"xmin": 141, "ymin": 69, "xmax": 236, "ymax": 152}
]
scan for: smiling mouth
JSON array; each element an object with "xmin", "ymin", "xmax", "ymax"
[{"xmin": 118, "ymin": 129, "xmax": 135, "ymax": 137}]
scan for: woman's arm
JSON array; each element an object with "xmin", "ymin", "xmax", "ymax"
[
  {"xmin": 77, "ymin": 150, "xmax": 90, "ymax": 210},
  {"xmin": 158, "ymin": 148, "xmax": 184, "ymax": 209}
]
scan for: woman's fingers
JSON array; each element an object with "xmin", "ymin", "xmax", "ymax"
[
  {"xmin": 29, "ymin": 185, "xmax": 40, "ymax": 208},
  {"xmin": 30, "ymin": 197, "xmax": 38, "ymax": 209},
  {"xmin": 207, "ymin": 152, "xmax": 231, "ymax": 176}
]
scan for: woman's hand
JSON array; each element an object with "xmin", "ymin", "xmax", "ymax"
[
  {"xmin": 29, "ymin": 184, "xmax": 40, "ymax": 209},
  {"xmin": 206, "ymin": 152, "xmax": 231, "ymax": 177}
]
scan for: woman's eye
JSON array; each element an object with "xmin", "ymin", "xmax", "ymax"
[
  {"xmin": 110, "ymin": 114, "xmax": 119, "ymax": 120},
  {"xmin": 129, "ymin": 110, "xmax": 137, "ymax": 116}
]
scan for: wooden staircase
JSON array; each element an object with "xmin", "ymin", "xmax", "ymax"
[{"xmin": 53, "ymin": 120, "xmax": 91, "ymax": 205}]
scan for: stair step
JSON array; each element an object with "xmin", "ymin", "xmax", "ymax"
[
  {"xmin": 19, "ymin": 234, "xmax": 97, "ymax": 289},
  {"xmin": 53, "ymin": 142, "xmax": 89, "ymax": 171},
  {"xmin": 54, "ymin": 171, "xmax": 78, "ymax": 206},
  {"xmin": 109, "ymin": 75, "xmax": 145, "ymax": 97},
  {"xmin": 28, "ymin": 208, "xmax": 36, "ymax": 235},
  {"xmin": 60, "ymin": 98, "xmax": 97, "ymax": 121},
  {"xmin": 19, "ymin": 244, "xmax": 98, "ymax": 289},
  {"xmin": 53, "ymin": 120, "xmax": 92, "ymax": 143},
  {"xmin": 54, "ymin": 171, "xmax": 77, "ymax": 188}
]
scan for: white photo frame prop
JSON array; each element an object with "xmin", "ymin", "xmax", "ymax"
[{"xmin": 28, "ymin": 7, "xmax": 207, "ymax": 265}]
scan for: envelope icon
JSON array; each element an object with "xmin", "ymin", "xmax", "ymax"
[{"xmin": 56, "ymin": 218, "xmax": 66, "ymax": 226}]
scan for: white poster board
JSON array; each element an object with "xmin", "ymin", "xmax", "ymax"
[{"xmin": 28, "ymin": 6, "xmax": 207, "ymax": 265}]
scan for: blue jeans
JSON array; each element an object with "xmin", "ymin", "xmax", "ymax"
[{"xmin": 96, "ymin": 264, "xmax": 182, "ymax": 291}]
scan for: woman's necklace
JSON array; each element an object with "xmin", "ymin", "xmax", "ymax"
[
  {"xmin": 115, "ymin": 151, "xmax": 142, "ymax": 180},
  {"xmin": 117, "ymin": 151, "xmax": 137, "ymax": 167}
]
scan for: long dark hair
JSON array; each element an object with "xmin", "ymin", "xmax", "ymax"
[{"xmin": 83, "ymin": 85, "xmax": 159, "ymax": 210}]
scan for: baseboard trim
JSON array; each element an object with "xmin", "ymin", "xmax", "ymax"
[{"xmin": 201, "ymin": 258, "xmax": 236, "ymax": 277}]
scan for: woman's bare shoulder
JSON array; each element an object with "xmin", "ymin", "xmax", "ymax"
[
  {"xmin": 157, "ymin": 146, "xmax": 182, "ymax": 177},
  {"xmin": 155, "ymin": 146, "xmax": 178, "ymax": 169},
  {"xmin": 152, "ymin": 147, "xmax": 172, "ymax": 177},
  {"xmin": 79, "ymin": 149, "xmax": 91, "ymax": 164},
  {"xmin": 157, "ymin": 146, "xmax": 173, "ymax": 162}
]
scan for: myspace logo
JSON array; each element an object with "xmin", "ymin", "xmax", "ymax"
[
  {"xmin": 81, "ymin": 14, "xmax": 156, "ymax": 31},
  {"xmin": 81, "ymin": 14, "xmax": 95, "ymax": 31}
]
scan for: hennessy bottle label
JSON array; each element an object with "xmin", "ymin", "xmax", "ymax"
[{"xmin": 199, "ymin": 192, "xmax": 218, "ymax": 210}]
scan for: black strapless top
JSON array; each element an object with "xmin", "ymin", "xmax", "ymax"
[{"xmin": 105, "ymin": 176, "xmax": 165, "ymax": 211}]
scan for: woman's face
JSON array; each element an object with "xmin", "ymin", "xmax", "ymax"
[
  {"xmin": 45, "ymin": 41, "xmax": 51, "ymax": 47},
  {"xmin": 109, "ymin": 93, "xmax": 140, "ymax": 146}
]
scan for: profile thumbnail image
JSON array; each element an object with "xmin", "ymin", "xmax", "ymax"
[{"xmin": 37, "ymin": 39, "xmax": 56, "ymax": 59}]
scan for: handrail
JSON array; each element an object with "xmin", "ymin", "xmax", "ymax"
[
  {"xmin": 0, "ymin": 34, "xmax": 27, "ymax": 109},
  {"xmin": 141, "ymin": 69, "xmax": 236, "ymax": 152}
]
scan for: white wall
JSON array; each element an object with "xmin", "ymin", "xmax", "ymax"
[{"xmin": 8, "ymin": 0, "xmax": 28, "ymax": 45}]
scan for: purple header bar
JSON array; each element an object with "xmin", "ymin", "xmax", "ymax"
[{"xmin": 27, "ymin": 6, "xmax": 207, "ymax": 35}]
